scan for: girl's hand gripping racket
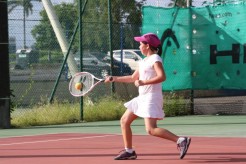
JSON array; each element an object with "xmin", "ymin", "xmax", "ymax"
[{"xmin": 69, "ymin": 72, "xmax": 112, "ymax": 97}]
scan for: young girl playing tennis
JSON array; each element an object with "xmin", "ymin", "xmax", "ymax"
[{"xmin": 105, "ymin": 33, "xmax": 191, "ymax": 160}]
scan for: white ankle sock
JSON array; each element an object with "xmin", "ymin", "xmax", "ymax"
[{"xmin": 125, "ymin": 148, "xmax": 134, "ymax": 153}]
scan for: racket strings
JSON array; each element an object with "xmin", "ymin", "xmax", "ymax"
[{"xmin": 70, "ymin": 73, "xmax": 94, "ymax": 96}]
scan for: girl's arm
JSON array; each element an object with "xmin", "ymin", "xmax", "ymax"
[{"xmin": 105, "ymin": 69, "xmax": 139, "ymax": 83}]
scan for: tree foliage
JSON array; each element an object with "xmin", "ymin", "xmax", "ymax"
[
  {"xmin": 169, "ymin": 0, "xmax": 188, "ymax": 7},
  {"xmin": 31, "ymin": 3, "xmax": 77, "ymax": 51},
  {"xmin": 31, "ymin": 0, "xmax": 146, "ymax": 53}
]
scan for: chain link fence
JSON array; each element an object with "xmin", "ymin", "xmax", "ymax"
[{"xmin": 8, "ymin": 0, "xmax": 246, "ymax": 118}]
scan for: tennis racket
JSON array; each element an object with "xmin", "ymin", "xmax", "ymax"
[{"xmin": 69, "ymin": 72, "xmax": 112, "ymax": 97}]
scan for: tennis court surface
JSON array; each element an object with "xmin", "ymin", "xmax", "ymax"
[{"xmin": 1, "ymin": 115, "xmax": 246, "ymax": 164}]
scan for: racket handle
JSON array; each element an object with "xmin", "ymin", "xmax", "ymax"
[
  {"xmin": 102, "ymin": 76, "xmax": 113, "ymax": 82},
  {"xmin": 109, "ymin": 76, "xmax": 113, "ymax": 81}
]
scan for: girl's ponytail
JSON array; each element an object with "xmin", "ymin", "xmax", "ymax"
[{"xmin": 157, "ymin": 45, "xmax": 162, "ymax": 56}]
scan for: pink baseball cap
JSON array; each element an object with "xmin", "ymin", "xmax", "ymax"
[{"xmin": 134, "ymin": 33, "xmax": 161, "ymax": 48}]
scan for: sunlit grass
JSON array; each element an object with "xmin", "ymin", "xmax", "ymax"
[
  {"xmin": 11, "ymin": 96, "xmax": 126, "ymax": 128},
  {"xmin": 11, "ymin": 94, "xmax": 190, "ymax": 128}
]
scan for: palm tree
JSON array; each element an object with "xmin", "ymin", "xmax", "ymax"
[{"xmin": 8, "ymin": 0, "xmax": 40, "ymax": 49}]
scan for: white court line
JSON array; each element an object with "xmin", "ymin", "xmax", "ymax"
[{"xmin": 0, "ymin": 134, "xmax": 119, "ymax": 146}]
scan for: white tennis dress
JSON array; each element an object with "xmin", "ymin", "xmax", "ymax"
[{"xmin": 124, "ymin": 54, "xmax": 165, "ymax": 120}]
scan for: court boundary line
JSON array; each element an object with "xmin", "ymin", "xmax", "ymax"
[
  {"xmin": 0, "ymin": 132, "xmax": 121, "ymax": 139},
  {"xmin": 0, "ymin": 134, "xmax": 119, "ymax": 146},
  {"xmin": 0, "ymin": 132, "xmax": 76, "ymax": 139}
]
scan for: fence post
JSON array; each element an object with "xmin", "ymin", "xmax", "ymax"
[
  {"xmin": 0, "ymin": 0, "xmax": 11, "ymax": 128},
  {"xmin": 0, "ymin": 98, "xmax": 10, "ymax": 128},
  {"xmin": 108, "ymin": 0, "xmax": 115, "ymax": 93},
  {"xmin": 187, "ymin": 0, "xmax": 195, "ymax": 115}
]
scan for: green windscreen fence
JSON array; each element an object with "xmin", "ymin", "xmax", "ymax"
[{"xmin": 142, "ymin": 3, "xmax": 246, "ymax": 91}]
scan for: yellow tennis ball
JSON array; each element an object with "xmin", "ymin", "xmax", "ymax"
[{"xmin": 75, "ymin": 82, "xmax": 83, "ymax": 90}]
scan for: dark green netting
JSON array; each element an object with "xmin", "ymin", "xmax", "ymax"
[{"xmin": 142, "ymin": 3, "xmax": 246, "ymax": 91}]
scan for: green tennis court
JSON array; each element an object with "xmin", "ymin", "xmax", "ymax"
[{"xmin": 1, "ymin": 115, "xmax": 246, "ymax": 138}]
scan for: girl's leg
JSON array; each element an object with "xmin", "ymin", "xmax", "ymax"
[
  {"xmin": 144, "ymin": 118, "xmax": 179, "ymax": 142},
  {"xmin": 114, "ymin": 110, "xmax": 138, "ymax": 160},
  {"xmin": 120, "ymin": 109, "xmax": 138, "ymax": 149},
  {"xmin": 144, "ymin": 118, "xmax": 191, "ymax": 159}
]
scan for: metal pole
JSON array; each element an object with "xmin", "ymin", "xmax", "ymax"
[
  {"xmin": 108, "ymin": 0, "xmax": 115, "ymax": 93},
  {"xmin": 186, "ymin": 0, "xmax": 191, "ymax": 7},
  {"xmin": 0, "ymin": 0, "xmax": 11, "ymax": 128},
  {"xmin": 49, "ymin": 21, "xmax": 79, "ymax": 103},
  {"xmin": 187, "ymin": 0, "xmax": 194, "ymax": 115},
  {"xmin": 120, "ymin": 23, "xmax": 123, "ymax": 75},
  {"xmin": 41, "ymin": 0, "xmax": 78, "ymax": 76},
  {"xmin": 79, "ymin": 0, "xmax": 83, "ymax": 121},
  {"xmin": 23, "ymin": 0, "xmax": 26, "ymax": 48},
  {"xmin": 49, "ymin": 1, "xmax": 88, "ymax": 103}
]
